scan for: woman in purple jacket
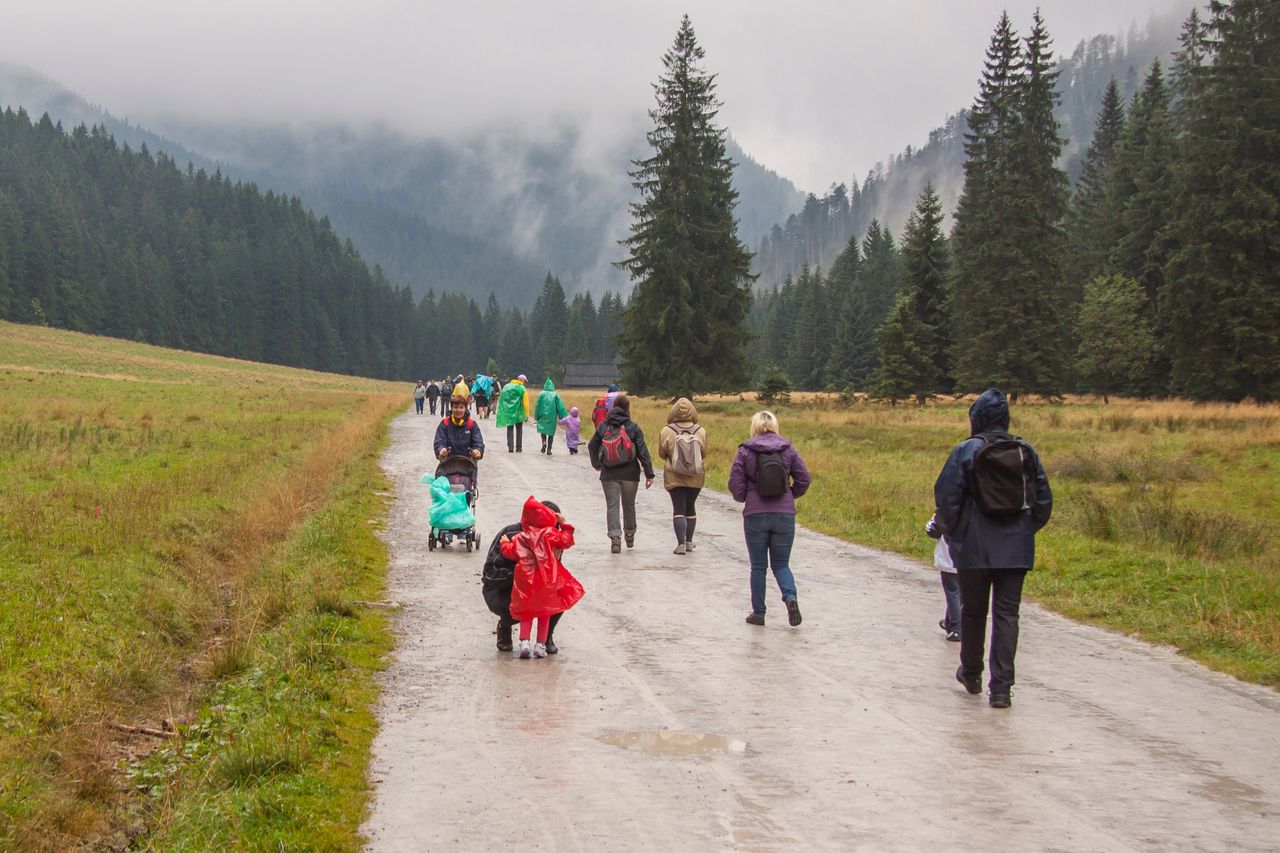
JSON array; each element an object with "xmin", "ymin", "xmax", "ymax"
[{"xmin": 728, "ymin": 410, "xmax": 812, "ymax": 627}]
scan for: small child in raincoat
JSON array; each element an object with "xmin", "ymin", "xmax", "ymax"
[
  {"xmin": 558, "ymin": 406, "xmax": 582, "ymax": 455},
  {"xmin": 500, "ymin": 496, "xmax": 584, "ymax": 659}
]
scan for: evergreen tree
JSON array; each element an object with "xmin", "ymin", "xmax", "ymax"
[
  {"xmin": 899, "ymin": 184, "xmax": 951, "ymax": 391},
  {"xmin": 870, "ymin": 293, "xmax": 935, "ymax": 404},
  {"xmin": 616, "ymin": 16, "xmax": 755, "ymax": 394},
  {"xmin": 1075, "ymin": 274, "xmax": 1154, "ymax": 403},
  {"xmin": 1163, "ymin": 0, "xmax": 1280, "ymax": 401},
  {"xmin": 951, "ymin": 12, "xmax": 1071, "ymax": 397},
  {"xmin": 1065, "ymin": 79, "xmax": 1126, "ymax": 303}
]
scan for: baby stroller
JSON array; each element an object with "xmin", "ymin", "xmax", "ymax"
[{"xmin": 428, "ymin": 455, "xmax": 480, "ymax": 552}]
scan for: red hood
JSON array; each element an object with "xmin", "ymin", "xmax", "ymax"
[{"xmin": 520, "ymin": 496, "xmax": 557, "ymax": 530}]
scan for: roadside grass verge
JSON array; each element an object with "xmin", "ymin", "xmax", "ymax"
[
  {"xmin": 553, "ymin": 390, "xmax": 1280, "ymax": 688},
  {"xmin": 0, "ymin": 322, "xmax": 403, "ymax": 849}
]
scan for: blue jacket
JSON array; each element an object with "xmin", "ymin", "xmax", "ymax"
[
  {"xmin": 933, "ymin": 389, "xmax": 1052, "ymax": 570},
  {"xmin": 434, "ymin": 415, "xmax": 485, "ymax": 458}
]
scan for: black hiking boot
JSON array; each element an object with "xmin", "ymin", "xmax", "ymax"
[
  {"xmin": 956, "ymin": 666, "xmax": 982, "ymax": 695},
  {"xmin": 785, "ymin": 596, "xmax": 802, "ymax": 627}
]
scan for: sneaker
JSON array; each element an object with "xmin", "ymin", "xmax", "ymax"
[
  {"xmin": 673, "ymin": 543, "xmax": 687, "ymax": 555},
  {"xmin": 684, "ymin": 540, "xmax": 696, "ymax": 551},
  {"xmin": 533, "ymin": 642, "xmax": 548, "ymax": 659},
  {"xmin": 784, "ymin": 597, "xmax": 802, "ymax": 627},
  {"xmin": 946, "ymin": 630, "xmax": 960, "ymax": 642},
  {"xmin": 610, "ymin": 538, "xmax": 621, "ymax": 554},
  {"xmin": 990, "ymin": 693, "xmax": 1011, "ymax": 709},
  {"xmin": 544, "ymin": 639, "xmax": 558, "ymax": 655},
  {"xmin": 745, "ymin": 613, "xmax": 765, "ymax": 626},
  {"xmin": 624, "ymin": 534, "xmax": 635, "ymax": 548},
  {"xmin": 519, "ymin": 640, "xmax": 532, "ymax": 659},
  {"xmin": 956, "ymin": 666, "xmax": 981, "ymax": 695}
]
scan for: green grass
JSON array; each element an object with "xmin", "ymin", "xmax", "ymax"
[
  {"xmin": 553, "ymin": 390, "xmax": 1280, "ymax": 689},
  {"xmin": 0, "ymin": 321, "xmax": 403, "ymax": 850}
]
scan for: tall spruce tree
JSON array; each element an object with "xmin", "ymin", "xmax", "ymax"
[
  {"xmin": 616, "ymin": 15, "xmax": 755, "ymax": 394},
  {"xmin": 1163, "ymin": 0, "xmax": 1280, "ymax": 401},
  {"xmin": 951, "ymin": 12, "xmax": 1070, "ymax": 397},
  {"xmin": 1065, "ymin": 79, "xmax": 1126, "ymax": 303},
  {"xmin": 899, "ymin": 184, "xmax": 951, "ymax": 391}
]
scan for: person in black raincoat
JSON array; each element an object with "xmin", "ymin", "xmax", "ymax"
[{"xmin": 932, "ymin": 388, "xmax": 1052, "ymax": 709}]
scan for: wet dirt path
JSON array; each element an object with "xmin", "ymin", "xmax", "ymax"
[{"xmin": 362, "ymin": 410, "xmax": 1280, "ymax": 851}]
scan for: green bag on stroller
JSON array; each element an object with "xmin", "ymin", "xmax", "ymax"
[{"xmin": 426, "ymin": 475, "xmax": 476, "ymax": 529}]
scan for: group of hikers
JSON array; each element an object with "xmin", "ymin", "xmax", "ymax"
[{"xmin": 418, "ymin": 376, "xmax": 1053, "ymax": 707}]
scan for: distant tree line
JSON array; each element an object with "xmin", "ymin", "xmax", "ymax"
[
  {"xmin": 751, "ymin": 1, "xmax": 1279, "ymax": 403},
  {"xmin": 0, "ymin": 108, "xmax": 619, "ymax": 381}
]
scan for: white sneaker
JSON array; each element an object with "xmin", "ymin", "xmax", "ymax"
[
  {"xmin": 518, "ymin": 640, "xmax": 531, "ymax": 659},
  {"xmin": 533, "ymin": 642, "xmax": 548, "ymax": 659},
  {"xmin": 685, "ymin": 540, "xmax": 696, "ymax": 551}
]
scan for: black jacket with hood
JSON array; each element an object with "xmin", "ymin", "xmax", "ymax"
[
  {"xmin": 587, "ymin": 407, "xmax": 655, "ymax": 482},
  {"xmin": 932, "ymin": 389, "xmax": 1053, "ymax": 570}
]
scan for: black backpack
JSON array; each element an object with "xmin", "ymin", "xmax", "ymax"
[
  {"xmin": 970, "ymin": 432, "xmax": 1037, "ymax": 517},
  {"xmin": 753, "ymin": 450, "xmax": 790, "ymax": 498}
]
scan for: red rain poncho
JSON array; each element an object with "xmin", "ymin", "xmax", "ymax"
[{"xmin": 501, "ymin": 496, "xmax": 584, "ymax": 620}]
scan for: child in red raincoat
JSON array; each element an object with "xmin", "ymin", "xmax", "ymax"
[{"xmin": 500, "ymin": 496, "xmax": 585, "ymax": 658}]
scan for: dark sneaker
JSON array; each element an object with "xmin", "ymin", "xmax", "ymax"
[
  {"xmin": 785, "ymin": 597, "xmax": 802, "ymax": 627},
  {"xmin": 610, "ymin": 538, "xmax": 621, "ymax": 554},
  {"xmin": 745, "ymin": 613, "xmax": 765, "ymax": 626},
  {"xmin": 946, "ymin": 630, "xmax": 961, "ymax": 642},
  {"xmin": 545, "ymin": 639, "xmax": 558, "ymax": 655},
  {"xmin": 956, "ymin": 666, "xmax": 982, "ymax": 695},
  {"xmin": 990, "ymin": 693, "xmax": 1011, "ymax": 709}
]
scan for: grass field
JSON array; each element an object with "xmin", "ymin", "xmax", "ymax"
[
  {"xmin": 0, "ymin": 321, "xmax": 404, "ymax": 850},
  {"xmin": 553, "ymin": 389, "xmax": 1280, "ymax": 688}
]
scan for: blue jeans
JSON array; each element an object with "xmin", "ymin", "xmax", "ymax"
[
  {"xmin": 745, "ymin": 513, "xmax": 797, "ymax": 616},
  {"xmin": 940, "ymin": 571, "xmax": 961, "ymax": 632}
]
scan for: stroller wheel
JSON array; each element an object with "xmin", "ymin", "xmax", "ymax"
[{"xmin": 428, "ymin": 536, "xmax": 436, "ymax": 551}]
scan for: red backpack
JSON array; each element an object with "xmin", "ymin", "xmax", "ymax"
[
  {"xmin": 598, "ymin": 421, "xmax": 636, "ymax": 467},
  {"xmin": 591, "ymin": 398, "xmax": 609, "ymax": 428}
]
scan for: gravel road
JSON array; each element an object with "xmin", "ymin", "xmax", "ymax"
[{"xmin": 361, "ymin": 409, "xmax": 1280, "ymax": 852}]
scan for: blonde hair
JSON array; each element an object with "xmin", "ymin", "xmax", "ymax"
[{"xmin": 750, "ymin": 410, "xmax": 779, "ymax": 437}]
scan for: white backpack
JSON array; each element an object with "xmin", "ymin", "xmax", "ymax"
[{"xmin": 670, "ymin": 425, "xmax": 704, "ymax": 476}]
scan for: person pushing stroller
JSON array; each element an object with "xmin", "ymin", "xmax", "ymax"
[{"xmin": 434, "ymin": 384, "xmax": 485, "ymax": 463}]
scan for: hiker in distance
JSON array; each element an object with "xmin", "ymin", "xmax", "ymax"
[
  {"xmin": 932, "ymin": 388, "xmax": 1052, "ymax": 709},
  {"xmin": 534, "ymin": 377, "xmax": 568, "ymax": 455},
  {"xmin": 426, "ymin": 378, "xmax": 442, "ymax": 415},
  {"xmin": 496, "ymin": 374, "xmax": 531, "ymax": 453},
  {"xmin": 728, "ymin": 410, "xmax": 811, "ymax": 627},
  {"xmin": 413, "ymin": 380, "xmax": 426, "ymax": 415},
  {"xmin": 587, "ymin": 394, "xmax": 655, "ymax": 553},
  {"xmin": 658, "ymin": 397, "xmax": 708, "ymax": 555}
]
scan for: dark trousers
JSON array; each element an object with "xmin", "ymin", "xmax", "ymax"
[
  {"xmin": 507, "ymin": 422, "xmax": 523, "ymax": 451},
  {"xmin": 428, "ymin": 397, "xmax": 438, "ymax": 415},
  {"xmin": 957, "ymin": 568, "xmax": 1027, "ymax": 694}
]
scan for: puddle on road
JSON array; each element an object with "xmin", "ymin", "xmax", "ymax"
[{"xmin": 598, "ymin": 730, "xmax": 747, "ymax": 757}]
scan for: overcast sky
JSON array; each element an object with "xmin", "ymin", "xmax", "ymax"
[{"xmin": 6, "ymin": 0, "xmax": 1189, "ymax": 193}]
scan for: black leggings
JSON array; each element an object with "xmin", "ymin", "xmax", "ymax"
[{"xmin": 669, "ymin": 486, "xmax": 700, "ymax": 516}]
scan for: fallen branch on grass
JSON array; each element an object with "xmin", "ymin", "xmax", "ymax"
[{"xmin": 108, "ymin": 717, "xmax": 176, "ymax": 737}]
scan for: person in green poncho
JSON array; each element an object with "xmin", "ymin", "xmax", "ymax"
[
  {"xmin": 534, "ymin": 377, "xmax": 569, "ymax": 455},
  {"xmin": 496, "ymin": 374, "xmax": 531, "ymax": 453}
]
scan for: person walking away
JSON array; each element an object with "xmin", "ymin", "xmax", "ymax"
[
  {"xmin": 587, "ymin": 394, "xmax": 654, "ymax": 553},
  {"xmin": 558, "ymin": 407, "xmax": 582, "ymax": 455},
  {"xmin": 926, "ymin": 513, "xmax": 961, "ymax": 641},
  {"xmin": 434, "ymin": 385, "xmax": 485, "ymax": 462},
  {"xmin": 496, "ymin": 374, "xmax": 531, "ymax": 452},
  {"xmin": 482, "ymin": 500, "xmax": 568, "ymax": 653},
  {"xmin": 728, "ymin": 410, "xmax": 811, "ymax": 627},
  {"xmin": 413, "ymin": 380, "xmax": 426, "ymax": 415},
  {"xmin": 591, "ymin": 395, "xmax": 610, "ymax": 431},
  {"xmin": 470, "ymin": 374, "xmax": 490, "ymax": 419},
  {"xmin": 658, "ymin": 397, "xmax": 708, "ymax": 555},
  {"xmin": 426, "ymin": 379, "xmax": 442, "ymax": 415},
  {"xmin": 604, "ymin": 384, "xmax": 620, "ymax": 411},
  {"xmin": 501, "ymin": 496, "xmax": 584, "ymax": 659},
  {"xmin": 933, "ymin": 388, "xmax": 1052, "ymax": 709},
  {"xmin": 535, "ymin": 377, "xmax": 569, "ymax": 454}
]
